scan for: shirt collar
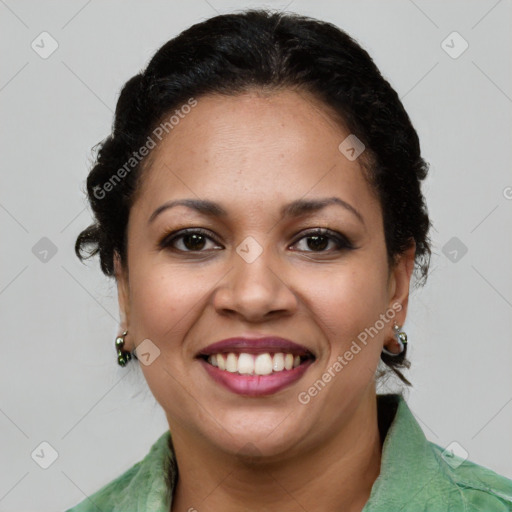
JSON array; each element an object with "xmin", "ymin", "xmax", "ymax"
[{"xmin": 362, "ymin": 393, "xmax": 460, "ymax": 511}]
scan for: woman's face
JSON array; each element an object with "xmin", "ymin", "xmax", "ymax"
[{"xmin": 116, "ymin": 89, "xmax": 414, "ymax": 458}]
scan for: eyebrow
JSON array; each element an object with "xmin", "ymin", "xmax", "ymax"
[{"xmin": 148, "ymin": 196, "xmax": 364, "ymax": 225}]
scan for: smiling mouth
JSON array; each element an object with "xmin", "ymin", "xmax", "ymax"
[{"xmin": 199, "ymin": 351, "xmax": 315, "ymax": 376}]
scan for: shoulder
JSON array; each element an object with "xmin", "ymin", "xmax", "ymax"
[
  {"xmin": 427, "ymin": 440, "xmax": 512, "ymax": 511},
  {"xmin": 64, "ymin": 431, "xmax": 173, "ymax": 512},
  {"xmin": 64, "ymin": 461, "xmax": 142, "ymax": 512},
  {"xmin": 364, "ymin": 394, "xmax": 512, "ymax": 511}
]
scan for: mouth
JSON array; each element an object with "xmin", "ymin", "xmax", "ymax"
[{"xmin": 197, "ymin": 337, "xmax": 316, "ymax": 396}]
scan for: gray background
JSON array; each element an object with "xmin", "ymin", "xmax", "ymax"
[{"xmin": 1, "ymin": 0, "xmax": 511, "ymax": 510}]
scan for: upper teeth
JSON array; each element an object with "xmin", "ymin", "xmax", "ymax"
[{"xmin": 208, "ymin": 352, "xmax": 302, "ymax": 375}]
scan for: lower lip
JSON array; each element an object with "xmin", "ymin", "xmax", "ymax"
[{"xmin": 200, "ymin": 358, "xmax": 314, "ymax": 397}]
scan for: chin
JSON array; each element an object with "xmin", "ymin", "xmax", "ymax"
[{"xmin": 202, "ymin": 407, "xmax": 309, "ymax": 459}]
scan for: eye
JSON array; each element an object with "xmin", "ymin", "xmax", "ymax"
[
  {"xmin": 290, "ymin": 228, "xmax": 354, "ymax": 253},
  {"xmin": 159, "ymin": 228, "xmax": 223, "ymax": 252}
]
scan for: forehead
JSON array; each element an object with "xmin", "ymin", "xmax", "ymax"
[{"xmin": 134, "ymin": 89, "xmax": 380, "ymax": 224}]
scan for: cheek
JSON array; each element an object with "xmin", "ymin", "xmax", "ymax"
[
  {"xmin": 295, "ymin": 266, "xmax": 388, "ymax": 419},
  {"xmin": 300, "ymin": 262, "xmax": 389, "ymax": 347},
  {"xmin": 128, "ymin": 262, "xmax": 209, "ymax": 422},
  {"xmin": 128, "ymin": 261, "xmax": 209, "ymax": 342}
]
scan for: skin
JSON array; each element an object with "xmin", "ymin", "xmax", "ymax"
[{"xmin": 114, "ymin": 88, "xmax": 416, "ymax": 512}]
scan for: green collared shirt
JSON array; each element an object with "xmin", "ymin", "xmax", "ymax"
[{"xmin": 66, "ymin": 394, "xmax": 512, "ymax": 511}]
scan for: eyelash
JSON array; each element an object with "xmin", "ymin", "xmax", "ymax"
[{"xmin": 158, "ymin": 227, "xmax": 354, "ymax": 254}]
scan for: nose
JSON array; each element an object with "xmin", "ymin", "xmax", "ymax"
[{"xmin": 212, "ymin": 244, "xmax": 298, "ymax": 322}]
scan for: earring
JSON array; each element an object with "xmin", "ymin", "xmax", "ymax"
[
  {"xmin": 115, "ymin": 330, "xmax": 132, "ymax": 367},
  {"xmin": 382, "ymin": 323, "xmax": 408, "ymax": 357}
]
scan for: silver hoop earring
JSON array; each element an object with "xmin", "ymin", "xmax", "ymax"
[
  {"xmin": 115, "ymin": 330, "xmax": 132, "ymax": 367},
  {"xmin": 382, "ymin": 323, "xmax": 408, "ymax": 356}
]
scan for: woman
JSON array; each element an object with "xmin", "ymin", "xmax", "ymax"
[{"xmin": 69, "ymin": 9, "xmax": 512, "ymax": 512}]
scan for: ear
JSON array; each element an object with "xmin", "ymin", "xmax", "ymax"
[
  {"xmin": 114, "ymin": 252, "xmax": 130, "ymax": 338},
  {"xmin": 383, "ymin": 242, "xmax": 416, "ymax": 354}
]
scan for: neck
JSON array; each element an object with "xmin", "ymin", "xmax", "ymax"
[{"xmin": 170, "ymin": 391, "xmax": 382, "ymax": 512}]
